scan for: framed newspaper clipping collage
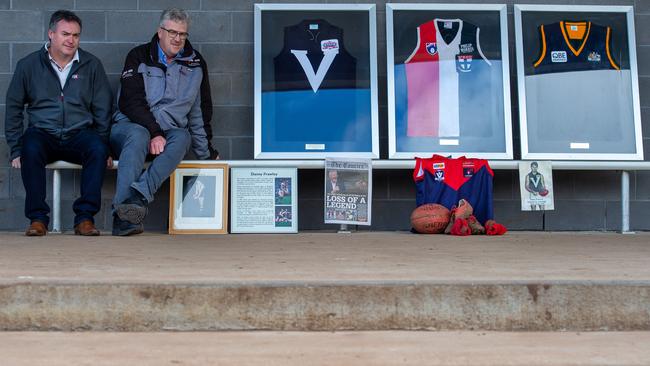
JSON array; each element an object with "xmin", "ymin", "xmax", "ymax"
[
  {"xmin": 386, "ymin": 4, "xmax": 513, "ymax": 160},
  {"xmin": 515, "ymin": 5, "xmax": 643, "ymax": 160},
  {"xmin": 254, "ymin": 4, "xmax": 379, "ymax": 159}
]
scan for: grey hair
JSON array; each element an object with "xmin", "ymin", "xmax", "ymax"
[{"xmin": 159, "ymin": 8, "xmax": 190, "ymax": 27}]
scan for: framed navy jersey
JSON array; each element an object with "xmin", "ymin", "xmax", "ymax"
[
  {"xmin": 254, "ymin": 4, "xmax": 379, "ymax": 159},
  {"xmin": 515, "ymin": 5, "xmax": 643, "ymax": 160},
  {"xmin": 387, "ymin": 4, "xmax": 513, "ymax": 160}
]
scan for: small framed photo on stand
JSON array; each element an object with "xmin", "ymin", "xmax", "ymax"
[{"xmin": 169, "ymin": 163, "xmax": 229, "ymax": 234}]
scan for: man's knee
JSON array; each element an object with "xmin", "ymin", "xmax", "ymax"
[
  {"xmin": 20, "ymin": 139, "xmax": 46, "ymax": 162},
  {"xmin": 113, "ymin": 123, "xmax": 150, "ymax": 155}
]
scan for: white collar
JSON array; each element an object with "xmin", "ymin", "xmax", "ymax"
[{"xmin": 44, "ymin": 42, "xmax": 80, "ymax": 69}]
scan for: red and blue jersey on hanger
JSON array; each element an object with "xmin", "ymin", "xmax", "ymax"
[{"xmin": 413, "ymin": 155, "xmax": 494, "ymax": 224}]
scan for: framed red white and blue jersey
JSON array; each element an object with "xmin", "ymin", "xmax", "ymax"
[
  {"xmin": 387, "ymin": 4, "xmax": 513, "ymax": 160},
  {"xmin": 515, "ymin": 5, "xmax": 643, "ymax": 160},
  {"xmin": 254, "ymin": 4, "xmax": 379, "ymax": 159}
]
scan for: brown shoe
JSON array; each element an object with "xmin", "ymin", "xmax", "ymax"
[
  {"xmin": 74, "ymin": 220, "xmax": 100, "ymax": 236},
  {"xmin": 25, "ymin": 221, "xmax": 48, "ymax": 236}
]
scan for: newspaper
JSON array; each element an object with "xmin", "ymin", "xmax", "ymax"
[{"xmin": 324, "ymin": 158, "xmax": 372, "ymax": 226}]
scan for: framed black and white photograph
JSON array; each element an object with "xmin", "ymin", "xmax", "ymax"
[
  {"xmin": 230, "ymin": 167, "xmax": 298, "ymax": 233},
  {"xmin": 254, "ymin": 4, "xmax": 379, "ymax": 159},
  {"xmin": 386, "ymin": 4, "xmax": 513, "ymax": 159},
  {"xmin": 515, "ymin": 5, "xmax": 643, "ymax": 160},
  {"xmin": 169, "ymin": 163, "xmax": 229, "ymax": 234}
]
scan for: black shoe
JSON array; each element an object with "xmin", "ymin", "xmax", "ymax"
[
  {"xmin": 115, "ymin": 188, "xmax": 148, "ymax": 224},
  {"xmin": 112, "ymin": 215, "xmax": 144, "ymax": 236}
]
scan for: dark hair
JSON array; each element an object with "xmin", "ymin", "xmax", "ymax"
[
  {"xmin": 531, "ymin": 161, "xmax": 538, "ymax": 168},
  {"xmin": 49, "ymin": 10, "xmax": 82, "ymax": 32}
]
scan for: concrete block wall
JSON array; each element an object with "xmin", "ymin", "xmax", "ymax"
[{"xmin": 0, "ymin": 0, "xmax": 648, "ymax": 232}]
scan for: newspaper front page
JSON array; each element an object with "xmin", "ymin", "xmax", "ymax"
[{"xmin": 324, "ymin": 158, "xmax": 372, "ymax": 225}]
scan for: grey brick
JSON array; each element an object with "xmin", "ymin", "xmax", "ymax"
[
  {"xmin": 0, "ymin": 199, "xmax": 28, "ymax": 230},
  {"xmin": 76, "ymin": 0, "xmax": 137, "ymax": 10},
  {"xmin": 187, "ymin": 12, "xmax": 230, "ymax": 42},
  {"xmin": 142, "ymin": 184, "xmax": 169, "ymax": 232},
  {"xmin": 101, "ymin": 170, "xmax": 116, "ymax": 200},
  {"xmin": 387, "ymin": 170, "xmax": 415, "ymax": 199},
  {"xmin": 0, "ymin": 138, "xmax": 9, "ymax": 166},
  {"xmin": 209, "ymin": 74, "xmax": 231, "ymax": 105},
  {"xmin": 12, "ymin": 0, "xmax": 73, "ymax": 10},
  {"xmin": 60, "ymin": 11, "xmax": 105, "ymax": 41},
  {"xmin": 0, "ymin": 105, "xmax": 5, "ymax": 139},
  {"xmin": 642, "ymin": 107, "xmax": 649, "ymax": 139},
  {"xmin": 545, "ymin": 200, "xmax": 606, "ymax": 231},
  {"xmin": 0, "ymin": 43, "xmax": 9, "ymax": 72},
  {"xmin": 372, "ymin": 170, "xmax": 389, "ymax": 199},
  {"xmin": 203, "ymin": 0, "xmax": 254, "ymax": 11},
  {"xmin": 232, "ymin": 11, "xmax": 253, "ymax": 43},
  {"xmin": 573, "ymin": 171, "xmax": 629, "ymax": 200},
  {"xmin": 10, "ymin": 167, "xmax": 25, "ymax": 198},
  {"xmin": 230, "ymin": 136, "xmax": 253, "ymax": 159},
  {"xmin": 492, "ymin": 200, "xmax": 543, "ymax": 230},
  {"xmin": 0, "ymin": 11, "xmax": 43, "ymax": 41},
  {"xmin": 370, "ymin": 199, "xmax": 415, "ymax": 231},
  {"xmin": 81, "ymin": 43, "xmax": 136, "ymax": 74},
  {"xmin": 630, "ymin": 200, "xmax": 650, "ymax": 230},
  {"xmin": 0, "ymin": 0, "xmax": 8, "ymax": 9},
  {"xmin": 107, "ymin": 12, "xmax": 159, "ymax": 42},
  {"xmin": 636, "ymin": 14, "xmax": 650, "ymax": 46},
  {"xmin": 210, "ymin": 137, "xmax": 230, "ymax": 159},
  {"xmin": 574, "ymin": 0, "xmax": 633, "ymax": 4},
  {"xmin": 639, "ymin": 76, "xmax": 650, "ymax": 107},
  {"xmin": 231, "ymin": 72, "xmax": 252, "ymax": 106},
  {"xmin": 635, "ymin": 171, "xmax": 650, "ymax": 199},
  {"xmin": 202, "ymin": 43, "xmax": 253, "ymax": 73},
  {"xmin": 0, "ymin": 167, "xmax": 9, "ymax": 198},
  {"xmin": 637, "ymin": 0, "xmax": 650, "ymax": 14},
  {"xmin": 297, "ymin": 169, "xmax": 324, "ymax": 199},
  {"xmin": 493, "ymin": 170, "xmax": 514, "ymax": 200},
  {"xmin": 604, "ymin": 200, "xmax": 623, "ymax": 232},
  {"xmin": 0, "ymin": 73, "xmax": 11, "ymax": 104},
  {"xmin": 297, "ymin": 199, "xmax": 329, "ymax": 230},
  {"xmin": 638, "ymin": 46, "xmax": 650, "ymax": 77},
  {"xmin": 542, "ymin": 170, "xmax": 575, "ymax": 200},
  {"xmin": 139, "ymin": 0, "xmax": 200, "ymax": 10},
  {"xmin": 213, "ymin": 106, "xmax": 253, "ymax": 137},
  {"xmin": 11, "ymin": 43, "xmax": 42, "ymax": 71}
]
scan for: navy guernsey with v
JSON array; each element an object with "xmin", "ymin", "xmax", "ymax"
[
  {"xmin": 533, "ymin": 21, "xmax": 619, "ymax": 75},
  {"xmin": 413, "ymin": 155, "xmax": 494, "ymax": 225},
  {"xmin": 261, "ymin": 19, "xmax": 372, "ymax": 153}
]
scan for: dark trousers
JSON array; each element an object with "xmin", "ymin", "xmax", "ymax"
[{"xmin": 20, "ymin": 127, "xmax": 109, "ymax": 227}]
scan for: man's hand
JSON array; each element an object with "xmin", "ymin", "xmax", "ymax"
[
  {"xmin": 149, "ymin": 136, "xmax": 166, "ymax": 155},
  {"xmin": 11, "ymin": 157, "xmax": 21, "ymax": 169},
  {"xmin": 106, "ymin": 156, "xmax": 114, "ymax": 168}
]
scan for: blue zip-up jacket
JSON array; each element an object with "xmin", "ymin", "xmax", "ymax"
[
  {"xmin": 4, "ymin": 47, "xmax": 113, "ymax": 161},
  {"xmin": 114, "ymin": 34, "xmax": 217, "ymax": 159}
]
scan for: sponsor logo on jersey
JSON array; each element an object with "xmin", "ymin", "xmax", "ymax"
[
  {"xmin": 587, "ymin": 51, "xmax": 601, "ymax": 62},
  {"xmin": 463, "ymin": 167, "xmax": 474, "ymax": 178},
  {"xmin": 434, "ymin": 170, "xmax": 445, "ymax": 181},
  {"xmin": 321, "ymin": 39, "xmax": 339, "ymax": 52},
  {"xmin": 426, "ymin": 42, "xmax": 438, "ymax": 56},
  {"xmin": 460, "ymin": 43, "xmax": 475, "ymax": 54},
  {"xmin": 456, "ymin": 54, "xmax": 473, "ymax": 72},
  {"xmin": 432, "ymin": 163, "xmax": 445, "ymax": 170},
  {"xmin": 551, "ymin": 51, "xmax": 568, "ymax": 63}
]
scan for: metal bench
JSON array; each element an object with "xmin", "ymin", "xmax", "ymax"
[{"xmin": 45, "ymin": 160, "xmax": 650, "ymax": 233}]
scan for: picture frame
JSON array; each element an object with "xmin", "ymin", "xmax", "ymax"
[
  {"xmin": 254, "ymin": 4, "xmax": 379, "ymax": 159},
  {"xmin": 514, "ymin": 5, "xmax": 643, "ymax": 160},
  {"xmin": 386, "ymin": 4, "xmax": 513, "ymax": 159},
  {"xmin": 169, "ymin": 163, "xmax": 229, "ymax": 234},
  {"xmin": 230, "ymin": 167, "xmax": 298, "ymax": 233}
]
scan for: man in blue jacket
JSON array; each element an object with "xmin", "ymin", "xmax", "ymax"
[
  {"xmin": 111, "ymin": 8, "xmax": 217, "ymax": 236},
  {"xmin": 4, "ymin": 10, "xmax": 113, "ymax": 236}
]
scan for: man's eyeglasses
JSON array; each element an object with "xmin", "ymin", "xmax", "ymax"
[{"xmin": 160, "ymin": 27, "xmax": 189, "ymax": 40}]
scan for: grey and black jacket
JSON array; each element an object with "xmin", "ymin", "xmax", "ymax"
[
  {"xmin": 114, "ymin": 34, "xmax": 217, "ymax": 159},
  {"xmin": 4, "ymin": 47, "xmax": 113, "ymax": 161}
]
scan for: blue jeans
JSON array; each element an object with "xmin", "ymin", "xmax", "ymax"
[
  {"xmin": 110, "ymin": 120, "xmax": 191, "ymax": 206},
  {"xmin": 20, "ymin": 127, "xmax": 109, "ymax": 227}
]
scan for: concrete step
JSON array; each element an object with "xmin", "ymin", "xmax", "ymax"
[
  {"xmin": 1, "ymin": 232, "xmax": 649, "ymax": 331},
  {"xmin": 2, "ymin": 331, "xmax": 650, "ymax": 365}
]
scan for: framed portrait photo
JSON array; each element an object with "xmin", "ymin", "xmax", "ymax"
[
  {"xmin": 169, "ymin": 163, "xmax": 229, "ymax": 234},
  {"xmin": 515, "ymin": 5, "xmax": 643, "ymax": 160},
  {"xmin": 254, "ymin": 4, "xmax": 379, "ymax": 159},
  {"xmin": 386, "ymin": 4, "xmax": 513, "ymax": 159}
]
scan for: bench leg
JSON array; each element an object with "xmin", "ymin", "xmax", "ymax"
[
  {"xmin": 621, "ymin": 171, "xmax": 633, "ymax": 234},
  {"xmin": 52, "ymin": 169, "xmax": 61, "ymax": 233}
]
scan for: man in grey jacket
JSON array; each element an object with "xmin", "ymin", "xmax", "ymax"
[
  {"xmin": 4, "ymin": 10, "xmax": 112, "ymax": 236},
  {"xmin": 111, "ymin": 8, "xmax": 217, "ymax": 236}
]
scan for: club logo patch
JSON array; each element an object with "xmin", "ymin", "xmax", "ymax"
[
  {"xmin": 321, "ymin": 39, "xmax": 339, "ymax": 52},
  {"xmin": 551, "ymin": 51, "xmax": 568, "ymax": 63},
  {"xmin": 463, "ymin": 167, "xmax": 475, "ymax": 177},
  {"xmin": 587, "ymin": 51, "xmax": 601, "ymax": 62},
  {"xmin": 434, "ymin": 170, "xmax": 445, "ymax": 182},
  {"xmin": 432, "ymin": 163, "xmax": 445, "ymax": 170},
  {"xmin": 426, "ymin": 42, "xmax": 438, "ymax": 56},
  {"xmin": 460, "ymin": 43, "xmax": 474, "ymax": 53},
  {"xmin": 456, "ymin": 54, "xmax": 473, "ymax": 72}
]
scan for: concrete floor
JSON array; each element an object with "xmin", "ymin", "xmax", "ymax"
[
  {"xmin": 1, "ymin": 331, "xmax": 649, "ymax": 365},
  {"xmin": 1, "ymin": 231, "xmax": 649, "ymax": 284}
]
